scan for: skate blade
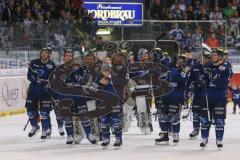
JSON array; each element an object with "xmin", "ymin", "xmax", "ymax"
[
  {"xmin": 172, "ymin": 142, "xmax": 178, "ymax": 146},
  {"xmin": 155, "ymin": 141, "xmax": 169, "ymax": 145},
  {"xmin": 29, "ymin": 129, "xmax": 40, "ymax": 138},
  {"xmin": 189, "ymin": 136, "xmax": 198, "ymax": 140},
  {"xmin": 74, "ymin": 141, "xmax": 81, "ymax": 144},
  {"xmin": 114, "ymin": 146, "xmax": 121, "ymax": 150},
  {"xmin": 102, "ymin": 146, "xmax": 109, "ymax": 149},
  {"xmin": 217, "ymin": 147, "xmax": 222, "ymax": 151},
  {"xmin": 201, "ymin": 146, "xmax": 207, "ymax": 150}
]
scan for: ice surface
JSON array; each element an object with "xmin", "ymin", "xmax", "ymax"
[{"xmin": 0, "ymin": 103, "xmax": 240, "ymax": 160}]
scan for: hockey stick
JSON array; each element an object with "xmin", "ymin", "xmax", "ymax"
[
  {"xmin": 154, "ymin": 33, "xmax": 166, "ymax": 49},
  {"xmin": 200, "ymin": 41, "xmax": 211, "ymax": 121},
  {"xmin": 23, "ymin": 118, "xmax": 30, "ymax": 131}
]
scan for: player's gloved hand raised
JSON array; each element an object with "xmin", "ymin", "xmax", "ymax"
[
  {"xmin": 203, "ymin": 68, "xmax": 212, "ymax": 79},
  {"xmin": 83, "ymin": 82, "xmax": 99, "ymax": 94}
]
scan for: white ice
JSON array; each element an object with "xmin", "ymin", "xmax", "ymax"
[{"xmin": 0, "ymin": 103, "xmax": 240, "ymax": 160}]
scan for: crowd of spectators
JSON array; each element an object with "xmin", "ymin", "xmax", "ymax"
[
  {"xmin": 0, "ymin": 0, "xmax": 240, "ymax": 52},
  {"xmin": 150, "ymin": 0, "xmax": 240, "ymax": 50},
  {"xmin": 0, "ymin": 0, "xmax": 101, "ymax": 52}
]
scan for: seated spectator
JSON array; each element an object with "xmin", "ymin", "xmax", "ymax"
[
  {"xmin": 150, "ymin": 0, "xmax": 165, "ymax": 20},
  {"xmin": 169, "ymin": 2, "xmax": 185, "ymax": 20},
  {"xmin": 205, "ymin": 33, "xmax": 220, "ymax": 48},
  {"xmin": 186, "ymin": 5, "xmax": 195, "ymax": 20},
  {"xmin": 197, "ymin": 8, "xmax": 209, "ymax": 20},
  {"xmin": 226, "ymin": 32, "xmax": 235, "ymax": 47},
  {"xmin": 224, "ymin": 2, "xmax": 235, "ymax": 19},
  {"xmin": 23, "ymin": 9, "xmax": 35, "ymax": 28},
  {"xmin": 229, "ymin": 11, "xmax": 240, "ymax": 37},
  {"xmin": 32, "ymin": 1, "xmax": 44, "ymax": 18},
  {"xmin": 170, "ymin": 0, "xmax": 186, "ymax": 11},
  {"xmin": 210, "ymin": 6, "xmax": 223, "ymax": 20},
  {"xmin": 193, "ymin": 0, "xmax": 201, "ymax": 17}
]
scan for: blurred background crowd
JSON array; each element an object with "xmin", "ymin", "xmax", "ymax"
[{"xmin": 0, "ymin": 0, "xmax": 239, "ymax": 51}]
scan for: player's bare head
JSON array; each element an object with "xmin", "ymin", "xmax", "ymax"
[
  {"xmin": 64, "ymin": 49, "xmax": 74, "ymax": 63},
  {"xmin": 177, "ymin": 54, "xmax": 187, "ymax": 67},
  {"xmin": 103, "ymin": 56, "xmax": 111, "ymax": 65},
  {"xmin": 84, "ymin": 53, "xmax": 96, "ymax": 66},
  {"xmin": 138, "ymin": 48, "xmax": 149, "ymax": 63},
  {"xmin": 112, "ymin": 52, "xmax": 126, "ymax": 66},
  {"xmin": 40, "ymin": 47, "xmax": 51, "ymax": 61}
]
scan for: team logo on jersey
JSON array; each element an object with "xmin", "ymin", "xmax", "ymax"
[
  {"xmin": 37, "ymin": 69, "xmax": 45, "ymax": 76},
  {"xmin": 46, "ymin": 64, "xmax": 53, "ymax": 69},
  {"xmin": 219, "ymin": 65, "xmax": 226, "ymax": 71}
]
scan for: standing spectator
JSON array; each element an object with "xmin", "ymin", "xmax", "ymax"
[
  {"xmin": 183, "ymin": 32, "xmax": 193, "ymax": 51},
  {"xmin": 58, "ymin": 9, "xmax": 70, "ymax": 35},
  {"xmin": 1, "ymin": 0, "xmax": 15, "ymax": 22},
  {"xmin": 52, "ymin": 28, "xmax": 66, "ymax": 58},
  {"xmin": 150, "ymin": 0, "xmax": 165, "ymax": 20},
  {"xmin": 87, "ymin": 13, "xmax": 97, "ymax": 36},
  {"xmin": 43, "ymin": 11, "xmax": 53, "ymax": 27},
  {"xmin": 13, "ymin": 5, "xmax": 24, "ymax": 22},
  {"xmin": 205, "ymin": 33, "xmax": 220, "ymax": 48},
  {"xmin": 192, "ymin": 27, "xmax": 203, "ymax": 52},
  {"xmin": 168, "ymin": 23, "xmax": 185, "ymax": 48}
]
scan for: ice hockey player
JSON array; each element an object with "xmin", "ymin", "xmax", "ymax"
[
  {"xmin": 229, "ymin": 83, "xmax": 240, "ymax": 114},
  {"xmin": 25, "ymin": 47, "xmax": 56, "ymax": 139},
  {"xmin": 58, "ymin": 49, "xmax": 97, "ymax": 145},
  {"xmin": 132, "ymin": 48, "xmax": 153, "ymax": 134},
  {"xmin": 199, "ymin": 49, "xmax": 231, "ymax": 149},
  {"xmin": 188, "ymin": 51, "xmax": 211, "ymax": 139},
  {"xmin": 155, "ymin": 54, "xmax": 190, "ymax": 145},
  {"xmin": 98, "ymin": 63, "xmax": 125, "ymax": 149},
  {"xmin": 82, "ymin": 51, "xmax": 102, "ymax": 142}
]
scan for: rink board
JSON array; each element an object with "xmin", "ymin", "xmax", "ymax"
[{"xmin": 0, "ymin": 76, "xmax": 29, "ymax": 117}]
